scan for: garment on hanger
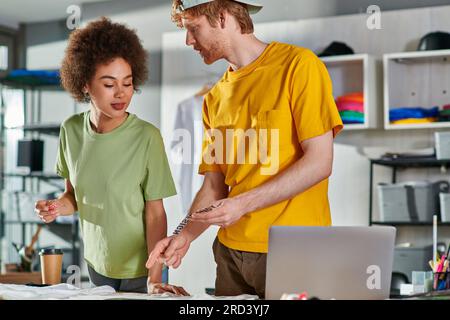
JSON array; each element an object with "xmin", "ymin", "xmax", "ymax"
[
  {"xmin": 171, "ymin": 95, "xmax": 205, "ymax": 214},
  {"xmin": 194, "ymin": 83, "xmax": 213, "ymax": 97}
]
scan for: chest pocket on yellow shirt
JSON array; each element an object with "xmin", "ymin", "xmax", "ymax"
[{"xmin": 257, "ymin": 108, "xmax": 294, "ymax": 151}]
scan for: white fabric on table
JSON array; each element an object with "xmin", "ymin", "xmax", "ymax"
[
  {"xmin": 0, "ymin": 283, "xmax": 258, "ymax": 300},
  {"xmin": 0, "ymin": 283, "xmax": 115, "ymax": 300}
]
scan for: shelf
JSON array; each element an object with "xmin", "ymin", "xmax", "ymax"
[
  {"xmin": 371, "ymin": 157, "xmax": 450, "ymax": 168},
  {"xmin": 320, "ymin": 54, "xmax": 379, "ymax": 130},
  {"xmin": 0, "ymin": 69, "xmax": 62, "ymax": 91},
  {"xmin": 383, "ymin": 50, "xmax": 450, "ymax": 130},
  {"xmin": 7, "ymin": 123, "xmax": 61, "ymax": 136},
  {"xmin": 340, "ymin": 123, "xmax": 368, "ymax": 131},
  {"xmin": 384, "ymin": 49, "xmax": 450, "ymax": 63},
  {"xmin": 4, "ymin": 220, "xmax": 75, "ymax": 226},
  {"xmin": 369, "ymin": 156, "xmax": 450, "ymax": 227},
  {"xmin": 385, "ymin": 121, "xmax": 450, "ymax": 130},
  {"xmin": 2, "ymin": 172, "xmax": 62, "ymax": 180},
  {"xmin": 320, "ymin": 53, "xmax": 370, "ymax": 64},
  {"xmin": 0, "ymin": 81, "xmax": 62, "ymax": 91},
  {"xmin": 372, "ymin": 221, "xmax": 450, "ymax": 227}
]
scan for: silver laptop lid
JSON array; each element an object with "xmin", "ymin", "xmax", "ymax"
[{"xmin": 266, "ymin": 226, "xmax": 396, "ymax": 300}]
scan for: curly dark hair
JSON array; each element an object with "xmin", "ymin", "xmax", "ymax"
[{"xmin": 60, "ymin": 17, "xmax": 148, "ymax": 102}]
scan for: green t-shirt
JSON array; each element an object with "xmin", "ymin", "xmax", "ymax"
[{"xmin": 56, "ymin": 111, "xmax": 177, "ymax": 279}]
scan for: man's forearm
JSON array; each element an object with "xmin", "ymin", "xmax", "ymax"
[
  {"xmin": 234, "ymin": 149, "xmax": 331, "ymax": 215},
  {"xmin": 180, "ymin": 181, "xmax": 228, "ymax": 242}
]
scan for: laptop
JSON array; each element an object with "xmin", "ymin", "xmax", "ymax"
[{"xmin": 265, "ymin": 226, "xmax": 396, "ymax": 300}]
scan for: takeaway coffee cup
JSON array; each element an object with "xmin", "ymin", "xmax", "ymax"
[{"xmin": 39, "ymin": 248, "xmax": 63, "ymax": 285}]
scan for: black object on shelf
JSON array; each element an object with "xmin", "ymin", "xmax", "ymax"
[
  {"xmin": 374, "ymin": 156, "xmax": 450, "ymax": 168},
  {"xmin": 17, "ymin": 139, "xmax": 44, "ymax": 172},
  {"xmin": 10, "ymin": 124, "xmax": 61, "ymax": 136},
  {"xmin": 318, "ymin": 41, "xmax": 355, "ymax": 57},
  {"xmin": 418, "ymin": 31, "xmax": 450, "ymax": 51},
  {"xmin": 369, "ymin": 157, "xmax": 450, "ymax": 226}
]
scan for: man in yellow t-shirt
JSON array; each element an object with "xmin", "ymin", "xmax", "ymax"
[{"xmin": 147, "ymin": 0, "xmax": 343, "ymax": 298}]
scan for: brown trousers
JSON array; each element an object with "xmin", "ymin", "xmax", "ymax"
[{"xmin": 212, "ymin": 237, "xmax": 267, "ymax": 299}]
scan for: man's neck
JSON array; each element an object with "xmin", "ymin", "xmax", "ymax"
[
  {"xmin": 89, "ymin": 106, "xmax": 128, "ymax": 134},
  {"xmin": 227, "ymin": 35, "xmax": 269, "ymax": 71}
]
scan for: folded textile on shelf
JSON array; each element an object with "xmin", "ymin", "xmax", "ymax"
[
  {"xmin": 339, "ymin": 110, "xmax": 364, "ymax": 124},
  {"xmin": 389, "ymin": 106, "xmax": 439, "ymax": 121},
  {"xmin": 390, "ymin": 117, "xmax": 437, "ymax": 125},
  {"xmin": 336, "ymin": 92, "xmax": 364, "ymax": 104},
  {"xmin": 336, "ymin": 101, "xmax": 364, "ymax": 112}
]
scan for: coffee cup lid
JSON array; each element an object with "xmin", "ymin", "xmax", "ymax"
[{"xmin": 39, "ymin": 248, "xmax": 63, "ymax": 255}]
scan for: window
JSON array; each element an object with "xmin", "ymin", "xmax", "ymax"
[{"xmin": 0, "ymin": 45, "xmax": 7, "ymax": 70}]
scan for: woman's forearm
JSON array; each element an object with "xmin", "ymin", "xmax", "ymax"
[
  {"xmin": 54, "ymin": 179, "xmax": 78, "ymax": 216},
  {"xmin": 56, "ymin": 191, "xmax": 78, "ymax": 216},
  {"xmin": 145, "ymin": 200, "xmax": 168, "ymax": 282}
]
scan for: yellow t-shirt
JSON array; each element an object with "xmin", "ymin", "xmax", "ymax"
[{"xmin": 199, "ymin": 42, "xmax": 343, "ymax": 253}]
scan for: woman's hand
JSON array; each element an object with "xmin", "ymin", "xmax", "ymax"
[
  {"xmin": 147, "ymin": 279, "xmax": 190, "ymax": 296},
  {"xmin": 35, "ymin": 199, "xmax": 63, "ymax": 223}
]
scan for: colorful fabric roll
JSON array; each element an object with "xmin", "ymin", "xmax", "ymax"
[
  {"xmin": 389, "ymin": 106, "xmax": 439, "ymax": 122},
  {"xmin": 438, "ymin": 115, "xmax": 450, "ymax": 122},
  {"xmin": 390, "ymin": 117, "xmax": 437, "ymax": 125},
  {"xmin": 339, "ymin": 110, "xmax": 364, "ymax": 124},
  {"xmin": 336, "ymin": 92, "xmax": 364, "ymax": 125},
  {"xmin": 336, "ymin": 101, "xmax": 364, "ymax": 113},
  {"xmin": 336, "ymin": 92, "xmax": 364, "ymax": 104},
  {"xmin": 339, "ymin": 110, "xmax": 364, "ymax": 119}
]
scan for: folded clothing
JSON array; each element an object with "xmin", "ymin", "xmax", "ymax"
[
  {"xmin": 340, "ymin": 114, "xmax": 364, "ymax": 124},
  {"xmin": 339, "ymin": 110, "xmax": 364, "ymax": 119},
  {"xmin": 443, "ymin": 104, "xmax": 450, "ymax": 110},
  {"xmin": 336, "ymin": 101, "xmax": 364, "ymax": 112},
  {"xmin": 438, "ymin": 115, "xmax": 450, "ymax": 122},
  {"xmin": 391, "ymin": 117, "xmax": 437, "ymax": 125},
  {"xmin": 389, "ymin": 106, "xmax": 439, "ymax": 121},
  {"xmin": 336, "ymin": 92, "xmax": 364, "ymax": 104},
  {"xmin": 341, "ymin": 119, "xmax": 364, "ymax": 124}
]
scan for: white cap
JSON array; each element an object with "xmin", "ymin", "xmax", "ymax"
[{"xmin": 179, "ymin": 0, "xmax": 263, "ymax": 15}]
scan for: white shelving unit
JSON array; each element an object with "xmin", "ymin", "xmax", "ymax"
[
  {"xmin": 321, "ymin": 54, "xmax": 379, "ymax": 130},
  {"xmin": 384, "ymin": 49, "xmax": 450, "ymax": 130}
]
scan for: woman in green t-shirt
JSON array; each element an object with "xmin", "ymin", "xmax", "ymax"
[{"xmin": 34, "ymin": 17, "xmax": 188, "ymax": 296}]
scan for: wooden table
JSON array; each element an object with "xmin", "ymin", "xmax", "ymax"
[{"xmin": 0, "ymin": 272, "xmax": 42, "ymax": 285}]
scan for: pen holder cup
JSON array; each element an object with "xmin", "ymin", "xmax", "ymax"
[{"xmin": 432, "ymin": 272, "xmax": 450, "ymax": 291}]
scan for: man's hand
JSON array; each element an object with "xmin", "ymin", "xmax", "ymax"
[
  {"xmin": 35, "ymin": 199, "xmax": 63, "ymax": 223},
  {"xmin": 147, "ymin": 279, "xmax": 190, "ymax": 296},
  {"xmin": 189, "ymin": 198, "xmax": 246, "ymax": 228},
  {"xmin": 146, "ymin": 235, "xmax": 190, "ymax": 269}
]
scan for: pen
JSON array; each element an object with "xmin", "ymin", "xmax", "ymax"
[
  {"xmin": 446, "ymin": 242, "xmax": 450, "ymax": 262},
  {"xmin": 429, "ymin": 260, "xmax": 435, "ymax": 271},
  {"xmin": 172, "ymin": 203, "xmax": 222, "ymax": 235},
  {"xmin": 433, "ymin": 215, "xmax": 437, "ymax": 266}
]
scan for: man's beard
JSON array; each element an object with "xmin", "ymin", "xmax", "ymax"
[{"xmin": 203, "ymin": 40, "xmax": 224, "ymax": 64}]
